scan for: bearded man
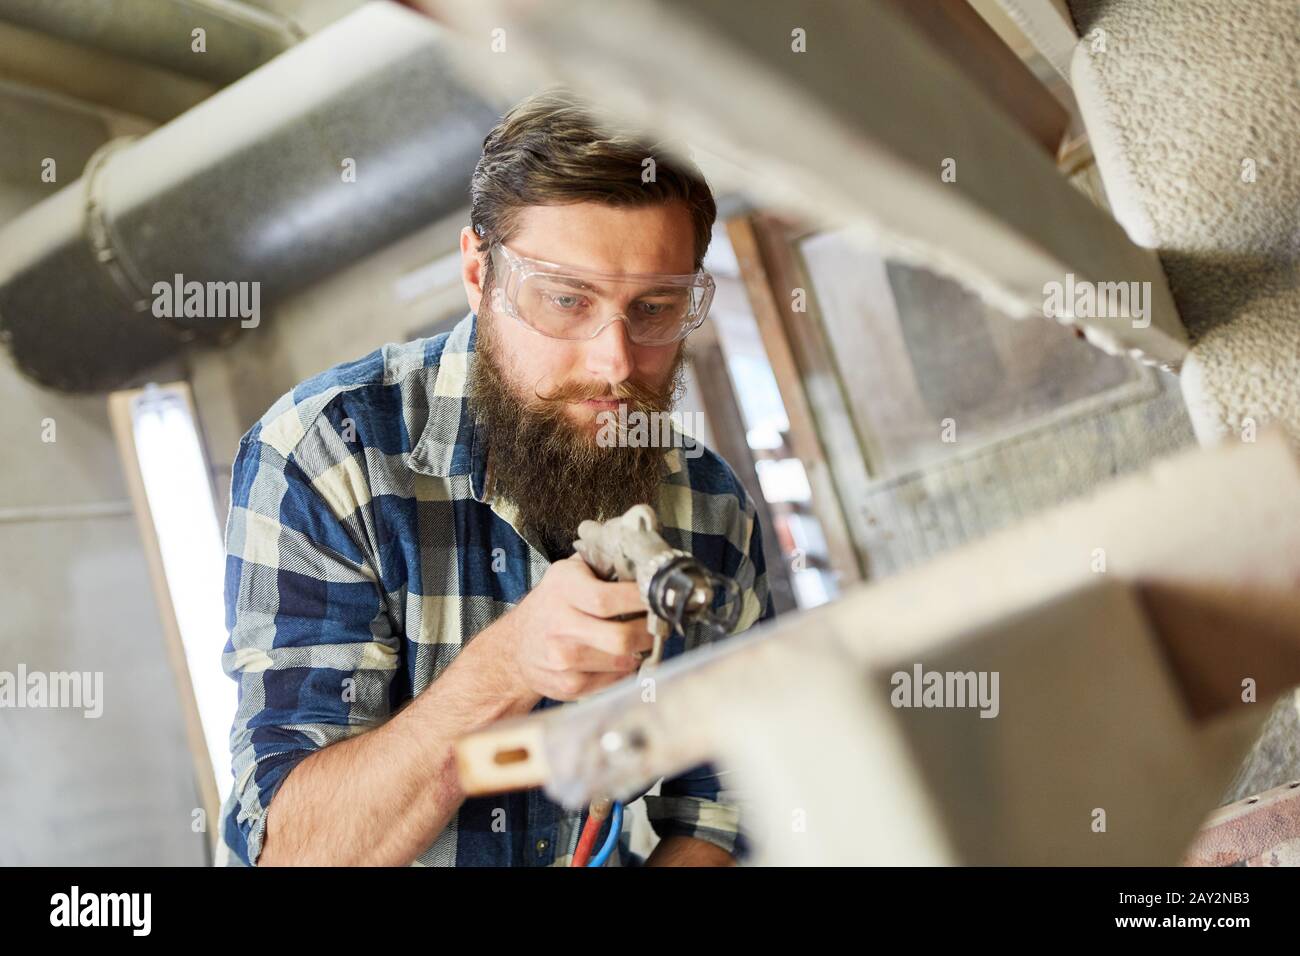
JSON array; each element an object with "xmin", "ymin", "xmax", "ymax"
[{"xmin": 217, "ymin": 89, "xmax": 773, "ymax": 867}]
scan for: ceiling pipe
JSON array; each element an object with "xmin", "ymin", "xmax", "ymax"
[
  {"xmin": 0, "ymin": 1, "xmax": 501, "ymax": 391},
  {"xmin": 0, "ymin": 0, "xmax": 301, "ymax": 86}
]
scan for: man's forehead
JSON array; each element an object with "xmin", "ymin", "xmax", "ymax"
[{"xmin": 508, "ymin": 202, "xmax": 696, "ymax": 274}]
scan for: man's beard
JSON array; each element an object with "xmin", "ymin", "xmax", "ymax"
[{"xmin": 469, "ymin": 307, "xmax": 687, "ymax": 556}]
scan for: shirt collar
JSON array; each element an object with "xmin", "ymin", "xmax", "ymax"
[{"xmin": 406, "ymin": 311, "xmax": 487, "ymax": 498}]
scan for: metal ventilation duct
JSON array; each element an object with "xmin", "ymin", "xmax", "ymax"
[
  {"xmin": 0, "ymin": 1, "xmax": 500, "ymax": 391},
  {"xmin": 0, "ymin": 0, "xmax": 301, "ymax": 86}
]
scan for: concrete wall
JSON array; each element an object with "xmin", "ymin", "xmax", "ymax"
[{"xmin": 0, "ymin": 84, "xmax": 207, "ymax": 866}]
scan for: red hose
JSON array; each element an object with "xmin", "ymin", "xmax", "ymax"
[{"xmin": 571, "ymin": 797, "xmax": 612, "ymax": 867}]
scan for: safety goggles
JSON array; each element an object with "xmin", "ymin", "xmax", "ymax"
[{"xmin": 488, "ymin": 243, "xmax": 715, "ymax": 346}]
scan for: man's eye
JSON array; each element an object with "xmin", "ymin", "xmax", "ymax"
[
  {"xmin": 636, "ymin": 301, "xmax": 672, "ymax": 317},
  {"xmin": 546, "ymin": 293, "xmax": 584, "ymax": 310}
]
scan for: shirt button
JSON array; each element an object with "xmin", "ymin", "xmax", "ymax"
[{"xmin": 535, "ymin": 839, "xmax": 549, "ymax": 854}]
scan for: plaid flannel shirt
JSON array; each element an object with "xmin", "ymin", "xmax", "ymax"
[{"xmin": 217, "ymin": 311, "xmax": 773, "ymax": 866}]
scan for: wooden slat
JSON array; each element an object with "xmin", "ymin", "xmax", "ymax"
[
  {"xmin": 884, "ymin": 0, "xmax": 1069, "ymax": 156},
  {"xmin": 727, "ymin": 216, "xmax": 864, "ymax": 586},
  {"xmin": 454, "ymin": 432, "xmax": 1300, "ymax": 864},
  {"xmin": 427, "ymin": 0, "xmax": 1189, "ymax": 367},
  {"xmin": 687, "ymin": 321, "xmax": 798, "ymax": 612}
]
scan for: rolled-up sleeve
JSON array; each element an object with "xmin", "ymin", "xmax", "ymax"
[
  {"xmin": 644, "ymin": 762, "xmax": 747, "ymax": 855},
  {"xmin": 221, "ymin": 430, "xmax": 396, "ymax": 865},
  {"xmin": 644, "ymin": 500, "xmax": 775, "ymax": 858}
]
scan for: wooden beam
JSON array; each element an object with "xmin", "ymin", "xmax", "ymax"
[
  {"xmin": 687, "ymin": 320, "xmax": 798, "ymax": 612},
  {"xmin": 1137, "ymin": 581, "xmax": 1300, "ymax": 721},
  {"xmin": 970, "ymin": 0, "xmax": 1080, "ymax": 82},
  {"xmin": 884, "ymin": 0, "xmax": 1069, "ymax": 156},
  {"xmin": 424, "ymin": 0, "xmax": 1188, "ymax": 367},
  {"xmin": 455, "ymin": 432, "xmax": 1300, "ymax": 863},
  {"xmin": 728, "ymin": 216, "xmax": 864, "ymax": 586}
]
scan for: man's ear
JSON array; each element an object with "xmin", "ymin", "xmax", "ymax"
[{"xmin": 461, "ymin": 225, "xmax": 486, "ymax": 315}]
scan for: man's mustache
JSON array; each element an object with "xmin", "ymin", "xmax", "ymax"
[{"xmin": 534, "ymin": 377, "xmax": 668, "ymax": 407}]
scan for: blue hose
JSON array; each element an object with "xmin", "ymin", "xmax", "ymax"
[{"xmin": 587, "ymin": 801, "xmax": 624, "ymax": 867}]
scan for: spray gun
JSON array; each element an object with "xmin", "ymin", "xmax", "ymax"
[
  {"xmin": 573, "ymin": 504, "xmax": 741, "ymax": 672},
  {"xmin": 566, "ymin": 503, "xmax": 741, "ymax": 865}
]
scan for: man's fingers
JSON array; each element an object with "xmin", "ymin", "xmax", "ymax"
[
  {"xmin": 561, "ymin": 570, "xmax": 645, "ymax": 621},
  {"xmin": 543, "ymin": 662, "xmax": 638, "ymax": 701},
  {"xmin": 579, "ymin": 670, "xmax": 632, "ymax": 696},
  {"xmin": 545, "ymin": 638, "xmax": 641, "ymax": 673},
  {"xmin": 574, "ymin": 580, "xmax": 645, "ymax": 619},
  {"xmin": 562, "ymin": 614, "xmax": 655, "ymax": 656},
  {"xmin": 554, "ymin": 554, "xmax": 646, "ymax": 619}
]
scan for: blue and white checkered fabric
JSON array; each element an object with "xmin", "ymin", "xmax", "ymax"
[{"xmin": 217, "ymin": 312, "xmax": 773, "ymax": 866}]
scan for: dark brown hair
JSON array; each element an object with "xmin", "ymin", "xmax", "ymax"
[{"xmin": 469, "ymin": 88, "xmax": 717, "ymax": 291}]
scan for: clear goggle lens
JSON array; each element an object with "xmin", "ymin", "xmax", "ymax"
[{"xmin": 490, "ymin": 243, "xmax": 714, "ymax": 346}]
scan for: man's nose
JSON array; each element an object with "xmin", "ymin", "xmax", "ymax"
[{"xmin": 584, "ymin": 317, "xmax": 635, "ymax": 384}]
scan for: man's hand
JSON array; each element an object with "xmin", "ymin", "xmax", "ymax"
[
  {"xmin": 258, "ymin": 556, "xmax": 652, "ymax": 865},
  {"xmin": 645, "ymin": 836, "xmax": 737, "ymax": 867},
  {"xmin": 490, "ymin": 554, "xmax": 654, "ymax": 701}
]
